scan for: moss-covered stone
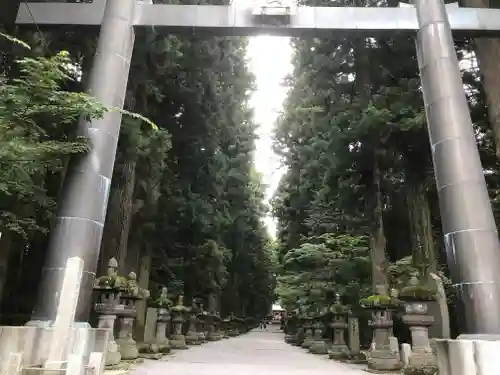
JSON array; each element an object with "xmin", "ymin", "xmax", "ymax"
[
  {"xmin": 332, "ymin": 351, "xmax": 367, "ymax": 364},
  {"xmin": 359, "ymin": 295, "xmax": 401, "ymax": 309},
  {"xmin": 403, "ymin": 365, "xmax": 439, "ymax": 375},
  {"xmin": 399, "ymin": 285, "xmax": 437, "ymax": 301},
  {"xmin": 329, "ymin": 304, "xmax": 350, "ymax": 315}
]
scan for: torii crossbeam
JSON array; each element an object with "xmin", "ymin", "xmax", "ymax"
[
  {"xmin": 15, "ymin": 0, "xmax": 500, "ymax": 36},
  {"xmin": 16, "ymin": 0, "xmax": 500, "ymax": 348}
]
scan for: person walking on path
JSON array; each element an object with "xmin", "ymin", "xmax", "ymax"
[{"xmin": 260, "ymin": 319, "xmax": 268, "ymax": 330}]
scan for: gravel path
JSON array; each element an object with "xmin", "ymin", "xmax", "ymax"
[{"xmin": 132, "ymin": 327, "xmax": 368, "ymax": 375}]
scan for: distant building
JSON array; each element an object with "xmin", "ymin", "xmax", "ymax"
[{"xmin": 270, "ymin": 303, "xmax": 285, "ymax": 325}]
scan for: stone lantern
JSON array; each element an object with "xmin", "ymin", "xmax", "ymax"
[
  {"xmin": 400, "ymin": 275, "xmax": 437, "ymax": 369},
  {"xmin": 226, "ymin": 313, "xmax": 238, "ymax": 337},
  {"xmin": 294, "ymin": 306, "xmax": 307, "ymax": 346},
  {"xmin": 221, "ymin": 317, "xmax": 231, "ymax": 339},
  {"xmin": 196, "ymin": 304, "xmax": 208, "ymax": 343},
  {"xmin": 214, "ymin": 313, "xmax": 226, "ymax": 340},
  {"xmin": 153, "ymin": 286, "xmax": 172, "ymax": 353},
  {"xmin": 309, "ymin": 308, "xmax": 328, "ymax": 355},
  {"xmin": 93, "ymin": 258, "xmax": 123, "ymax": 366},
  {"xmin": 116, "ymin": 271, "xmax": 150, "ymax": 360},
  {"xmin": 170, "ymin": 295, "xmax": 189, "ymax": 349},
  {"xmin": 186, "ymin": 298, "xmax": 201, "ymax": 345},
  {"xmin": 196, "ymin": 302, "xmax": 207, "ymax": 344},
  {"xmin": 300, "ymin": 314, "xmax": 314, "ymax": 349},
  {"xmin": 284, "ymin": 311, "xmax": 298, "ymax": 344},
  {"xmin": 360, "ymin": 291, "xmax": 401, "ymax": 371},
  {"xmin": 328, "ymin": 297, "xmax": 350, "ymax": 359},
  {"xmin": 234, "ymin": 317, "xmax": 245, "ymax": 335}
]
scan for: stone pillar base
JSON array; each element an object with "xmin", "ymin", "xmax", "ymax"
[
  {"xmin": 106, "ymin": 350, "xmax": 122, "ymax": 366},
  {"xmin": 137, "ymin": 343, "xmax": 168, "ymax": 359},
  {"xmin": 408, "ymin": 350, "xmax": 435, "ymax": 368},
  {"xmin": 207, "ymin": 333, "xmax": 221, "ymax": 341},
  {"xmin": 284, "ymin": 334, "xmax": 295, "ymax": 344},
  {"xmin": 309, "ymin": 340, "xmax": 328, "ymax": 354},
  {"xmin": 170, "ymin": 335, "xmax": 188, "ymax": 349},
  {"xmin": 186, "ymin": 332, "xmax": 201, "ymax": 345},
  {"xmin": 368, "ymin": 349, "xmax": 401, "ymax": 371},
  {"xmin": 435, "ymin": 338, "xmax": 500, "ymax": 375},
  {"xmin": 301, "ymin": 337, "xmax": 314, "ymax": 349},
  {"xmin": 328, "ymin": 344, "xmax": 349, "ymax": 359},
  {"xmin": 198, "ymin": 332, "xmax": 207, "ymax": 342},
  {"xmin": 228, "ymin": 330, "xmax": 239, "ymax": 337},
  {"xmin": 116, "ymin": 338, "xmax": 139, "ymax": 360}
]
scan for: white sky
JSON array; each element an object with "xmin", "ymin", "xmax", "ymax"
[{"xmin": 247, "ymin": 35, "xmax": 292, "ymax": 238}]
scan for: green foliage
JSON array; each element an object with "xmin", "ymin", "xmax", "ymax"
[
  {"xmin": 0, "ymin": 44, "xmax": 105, "ymax": 237},
  {"xmin": 113, "ymin": 30, "xmax": 275, "ymax": 318},
  {"xmin": 0, "ymin": 32, "xmax": 31, "ymax": 50},
  {"xmin": 0, "ymin": 25, "xmax": 275, "ymax": 322},
  {"xmin": 388, "ymin": 256, "xmax": 419, "ymax": 289},
  {"xmin": 277, "ymin": 233, "xmax": 370, "ymax": 313},
  {"xmin": 271, "ymin": 1, "xmax": 495, "ymax": 338}
]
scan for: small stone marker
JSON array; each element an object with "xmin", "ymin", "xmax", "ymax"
[
  {"xmin": 66, "ymin": 354, "xmax": 84, "ymax": 375},
  {"xmin": 401, "ymin": 343, "xmax": 411, "ymax": 367},
  {"xmin": 348, "ymin": 316, "xmax": 360, "ymax": 355},
  {"xmin": 5, "ymin": 352, "xmax": 22, "ymax": 375},
  {"xmin": 389, "ymin": 337, "xmax": 399, "ymax": 354},
  {"xmin": 88, "ymin": 352, "xmax": 105, "ymax": 375},
  {"xmin": 46, "ymin": 257, "xmax": 84, "ymax": 367},
  {"xmin": 144, "ymin": 307, "xmax": 158, "ymax": 343},
  {"xmin": 430, "ymin": 272, "xmax": 450, "ymax": 338}
]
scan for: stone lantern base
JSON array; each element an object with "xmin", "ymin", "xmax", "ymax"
[
  {"xmin": 186, "ymin": 331, "xmax": 201, "ymax": 345},
  {"xmin": 301, "ymin": 335, "xmax": 314, "ymax": 349},
  {"xmin": 309, "ymin": 339, "xmax": 328, "ymax": 354},
  {"xmin": 170, "ymin": 334, "xmax": 188, "ymax": 349},
  {"xmin": 368, "ymin": 349, "xmax": 401, "ymax": 371},
  {"xmin": 228, "ymin": 328, "xmax": 239, "ymax": 337},
  {"xmin": 328, "ymin": 344, "xmax": 350, "ymax": 359},
  {"xmin": 198, "ymin": 331, "xmax": 207, "ymax": 343},
  {"xmin": 284, "ymin": 333, "xmax": 297, "ymax": 344},
  {"xmin": 117, "ymin": 337, "xmax": 139, "ymax": 360},
  {"xmin": 106, "ymin": 342, "xmax": 122, "ymax": 365}
]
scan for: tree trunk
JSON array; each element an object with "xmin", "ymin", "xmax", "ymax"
[
  {"xmin": 0, "ymin": 232, "xmax": 13, "ymax": 308},
  {"xmin": 99, "ymin": 159, "xmax": 137, "ymax": 275},
  {"xmin": 462, "ymin": 0, "xmax": 500, "ymax": 157},
  {"xmin": 407, "ymin": 185, "xmax": 438, "ymax": 275},
  {"xmin": 371, "ymin": 155, "xmax": 389, "ymax": 295},
  {"xmin": 354, "ymin": 36, "xmax": 390, "ymax": 296},
  {"xmin": 134, "ymin": 251, "xmax": 151, "ymax": 341}
]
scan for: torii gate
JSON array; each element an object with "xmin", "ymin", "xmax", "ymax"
[{"xmin": 15, "ymin": 0, "xmax": 500, "ymax": 341}]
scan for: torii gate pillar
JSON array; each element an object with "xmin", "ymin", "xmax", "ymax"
[
  {"xmin": 17, "ymin": 0, "xmax": 500, "ymax": 341},
  {"xmin": 29, "ymin": 0, "xmax": 136, "ymax": 323},
  {"xmin": 414, "ymin": 0, "xmax": 500, "ymax": 338}
]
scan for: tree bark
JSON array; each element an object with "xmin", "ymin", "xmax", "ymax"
[
  {"xmin": 462, "ymin": 0, "xmax": 500, "ymax": 157},
  {"xmin": 134, "ymin": 252, "xmax": 151, "ymax": 341},
  {"xmin": 0, "ymin": 232, "xmax": 13, "ymax": 308},
  {"xmin": 371, "ymin": 155, "xmax": 389, "ymax": 295},
  {"xmin": 99, "ymin": 159, "xmax": 137, "ymax": 275},
  {"xmin": 354, "ymin": 36, "xmax": 390, "ymax": 296},
  {"xmin": 407, "ymin": 185, "xmax": 438, "ymax": 276}
]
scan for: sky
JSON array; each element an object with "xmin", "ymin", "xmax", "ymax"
[{"xmin": 246, "ymin": 35, "xmax": 293, "ymax": 238}]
